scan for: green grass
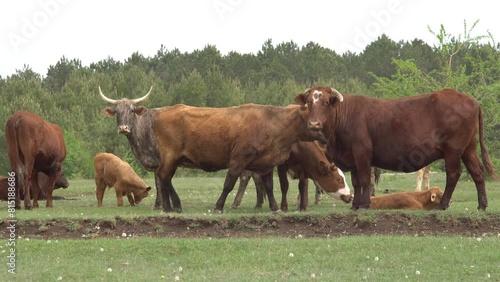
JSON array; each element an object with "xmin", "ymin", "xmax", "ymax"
[
  {"xmin": 6, "ymin": 236, "xmax": 500, "ymax": 281},
  {"xmin": 2, "ymin": 171, "xmax": 500, "ymax": 281}
]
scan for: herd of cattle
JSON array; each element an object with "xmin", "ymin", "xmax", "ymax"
[{"xmin": 1, "ymin": 86, "xmax": 496, "ymax": 212}]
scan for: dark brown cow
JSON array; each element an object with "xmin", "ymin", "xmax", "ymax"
[
  {"xmin": 5, "ymin": 111, "xmax": 66, "ymax": 209},
  {"xmin": 295, "ymin": 87, "xmax": 496, "ymax": 210},
  {"xmin": 0, "ymin": 171, "xmax": 69, "ymax": 201},
  {"xmin": 99, "ymin": 87, "xmax": 326, "ymax": 213},
  {"xmin": 232, "ymin": 141, "xmax": 351, "ymax": 211}
]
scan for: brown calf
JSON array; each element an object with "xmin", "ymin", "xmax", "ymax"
[
  {"xmin": 370, "ymin": 186, "xmax": 444, "ymax": 210},
  {"xmin": 94, "ymin": 153, "xmax": 151, "ymax": 207}
]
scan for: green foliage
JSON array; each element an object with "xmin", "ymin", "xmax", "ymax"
[{"xmin": 1, "ymin": 21, "xmax": 500, "ymax": 176}]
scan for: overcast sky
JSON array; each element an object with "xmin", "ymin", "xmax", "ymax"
[{"xmin": 1, "ymin": 0, "xmax": 497, "ymax": 77}]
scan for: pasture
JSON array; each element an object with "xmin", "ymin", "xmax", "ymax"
[{"xmin": 2, "ymin": 170, "xmax": 500, "ymax": 281}]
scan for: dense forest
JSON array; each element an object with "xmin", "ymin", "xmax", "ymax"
[{"xmin": 1, "ymin": 23, "xmax": 499, "ymax": 178}]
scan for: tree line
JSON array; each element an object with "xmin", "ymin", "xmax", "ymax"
[{"xmin": 1, "ymin": 22, "xmax": 499, "ymax": 178}]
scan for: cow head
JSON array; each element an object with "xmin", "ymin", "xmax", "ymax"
[
  {"xmin": 314, "ymin": 163, "xmax": 352, "ymax": 203},
  {"xmin": 55, "ymin": 169, "xmax": 69, "ymax": 189},
  {"xmin": 100, "ymin": 86, "xmax": 153, "ymax": 135},
  {"xmin": 294, "ymin": 86, "xmax": 343, "ymax": 131},
  {"xmin": 133, "ymin": 186, "xmax": 152, "ymax": 205},
  {"xmin": 427, "ymin": 186, "xmax": 445, "ymax": 209}
]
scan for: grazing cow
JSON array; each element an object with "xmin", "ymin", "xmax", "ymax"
[
  {"xmin": 0, "ymin": 171, "xmax": 69, "ymax": 201},
  {"xmin": 295, "ymin": 87, "xmax": 496, "ymax": 210},
  {"xmin": 415, "ymin": 166, "xmax": 431, "ymax": 191},
  {"xmin": 99, "ymin": 87, "xmax": 339, "ymax": 213},
  {"xmin": 5, "ymin": 111, "xmax": 66, "ymax": 209},
  {"xmin": 232, "ymin": 141, "xmax": 351, "ymax": 211},
  {"xmin": 370, "ymin": 186, "xmax": 445, "ymax": 210},
  {"xmin": 94, "ymin": 152, "xmax": 152, "ymax": 207}
]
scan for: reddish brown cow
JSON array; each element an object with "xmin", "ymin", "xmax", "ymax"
[
  {"xmin": 0, "ymin": 171, "xmax": 69, "ymax": 201},
  {"xmin": 370, "ymin": 186, "xmax": 445, "ymax": 210},
  {"xmin": 94, "ymin": 153, "xmax": 152, "ymax": 207},
  {"xmin": 99, "ymin": 87, "xmax": 330, "ymax": 213},
  {"xmin": 232, "ymin": 141, "xmax": 351, "ymax": 211},
  {"xmin": 5, "ymin": 111, "xmax": 66, "ymax": 209},
  {"xmin": 295, "ymin": 87, "xmax": 496, "ymax": 210}
]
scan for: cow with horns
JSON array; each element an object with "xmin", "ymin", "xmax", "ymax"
[
  {"xmin": 99, "ymin": 87, "xmax": 346, "ymax": 213},
  {"xmin": 294, "ymin": 86, "xmax": 496, "ymax": 210}
]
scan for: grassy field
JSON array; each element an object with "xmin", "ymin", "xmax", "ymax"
[{"xmin": 2, "ymin": 170, "xmax": 500, "ymax": 281}]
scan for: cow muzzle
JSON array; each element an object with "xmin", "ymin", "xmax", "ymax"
[
  {"xmin": 117, "ymin": 125, "xmax": 130, "ymax": 134},
  {"xmin": 308, "ymin": 121, "xmax": 322, "ymax": 131}
]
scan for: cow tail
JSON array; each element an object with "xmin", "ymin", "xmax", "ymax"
[
  {"xmin": 5, "ymin": 117, "xmax": 25, "ymax": 191},
  {"xmin": 478, "ymin": 106, "xmax": 497, "ymax": 180}
]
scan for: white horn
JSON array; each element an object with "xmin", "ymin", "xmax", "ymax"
[
  {"xmin": 99, "ymin": 86, "xmax": 117, "ymax": 104},
  {"xmin": 331, "ymin": 88, "xmax": 344, "ymax": 102},
  {"xmin": 131, "ymin": 86, "xmax": 153, "ymax": 104}
]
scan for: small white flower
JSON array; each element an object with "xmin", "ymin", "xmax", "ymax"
[
  {"xmin": 310, "ymin": 273, "xmax": 316, "ymax": 278},
  {"xmin": 96, "ymin": 226, "xmax": 101, "ymax": 230},
  {"xmin": 297, "ymin": 234, "xmax": 303, "ymax": 238},
  {"xmin": 443, "ymin": 246, "xmax": 446, "ymax": 249},
  {"xmin": 25, "ymin": 238, "xmax": 30, "ymax": 241},
  {"xmin": 465, "ymin": 208, "xmax": 469, "ymax": 211},
  {"xmin": 487, "ymin": 273, "xmax": 491, "ymax": 278},
  {"xmin": 366, "ymin": 256, "xmax": 370, "ymax": 259},
  {"xmin": 175, "ymin": 275, "xmax": 180, "ymax": 281},
  {"xmin": 208, "ymin": 210, "xmax": 211, "ymax": 213},
  {"xmin": 100, "ymin": 248, "xmax": 104, "ymax": 252},
  {"xmin": 57, "ymin": 276, "xmax": 63, "ymax": 281},
  {"xmin": 122, "ymin": 232, "xmax": 127, "ymax": 237},
  {"xmin": 415, "ymin": 270, "xmax": 421, "ymax": 275},
  {"xmin": 0, "ymin": 250, "xmax": 5, "ymax": 253},
  {"xmin": 374, "ymin": 257, "xmax": 379, "ymax": 262},
  {"xmin": 477, "ymin": 237, "xmax": 482, "ymax": 242},
  {"xmin": 47, "ymin": 240, "xmax": 52, "ymax": 243},
  {"xmin": 179, "ymin": 266, "xmax": 183, "ymax": 272},
  {"xmin": 288, "ymin": 253, "xmax": 294, "ymax": 257},
  {"xmin": 107, "ymin": 268, "xmax": 112, "ymax": 272}
]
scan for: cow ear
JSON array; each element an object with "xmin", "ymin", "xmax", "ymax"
[
  {"xmin": 134, "ymin": 106, "xmax": 148, "ymax": 116},
  {"xmin": 102, "ymin": 107, "xmax": 116, "ymax": 116},
  {"xmin": 318, "ymin": 161, "xmax": 329, "ymax": 175},
  {"xmin": 294, "ymin": 93, "xmax": 307, "ymax": 106},
  {"xmin": 146, "ymin": 186, "xmax": 152, "ymax": 192},
  {"xmin": 430, "ymin": 193, "xmax": 437, "ymax": 202}
]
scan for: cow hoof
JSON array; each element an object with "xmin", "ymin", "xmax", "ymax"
[
  {"xmin": 231, "ymin": 205, "xmax": 239, "ymax": 209},
  {"xmin": 477, "ymin": 205, "xmax": 487, "ymax": 211},
  {"xmin": 25, "ymin": 205, "xmax": 32, "ymax": 210},
  {"xmin": 214, "ymin": 209, "xmax": 223, "ymax": 214}
]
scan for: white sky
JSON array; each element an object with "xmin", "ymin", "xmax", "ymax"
[{"xmin": 1, "ymin": 0, "xmax": 497, "ymax": 77}]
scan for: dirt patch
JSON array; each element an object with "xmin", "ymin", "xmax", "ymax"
[{"xmin": 3, "ymin": 213, "xmax": 500, "ymax": 239}]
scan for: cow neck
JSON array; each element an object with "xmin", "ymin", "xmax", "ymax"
[
  {"xmin": 323, "ymin": 99, "xmax": 348, "ymax": 150},
  {"xmin": 124, "ymin": 109, "xmax": 161, "ymax": 171}
]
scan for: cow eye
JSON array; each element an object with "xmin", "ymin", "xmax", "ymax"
[{"xmin": 325, "ymin": 100, "xmax": 330, "ymax": 106}]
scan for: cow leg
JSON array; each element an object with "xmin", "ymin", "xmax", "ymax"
[
  {"xmin": 115, "ymin": 186, "xmax": 124, "ymax": 207},
  {"xmin": 350, "ymin": 168, "xmax": 371, "ymax": 210},
  {"xmin": 158, "ymin": 161, "xmax": 182, "ymax": 213},
  {"xmin": 277, "ymin": 164, "xmax": 289, "ymax": 212},
  {"xmin": 415, "ymin": 168, "xmax": 424, "ymax": 191},
  {"xmin": 440, "ymin": 152, "xmax": 463, "ymax": 210},
  {"xmin": 43, "ymin": 171, "xmax": 58, "ymax": 208},
  {"xmin": 423, "ymin": 166, "xmax": 431, "ymax": 190},
  {"xmin": 95, "ymin": 177, "xmax": 107, "ymax": 207},
  {"xmin": 214, "ymin": 170, "xmax": 241, "ymax": 213},
  {"xmin": 23, "ymin": 163, "xmax": 34, "ymax": 210},
  {"xmin": 231, "ymin": 171, "xmax": 251, "ymax": 209},
  {"xmin": 297, "ymin": 178, "xmax": 309, "ymax": 211},
  {"xmin": 31, "ymin": 170, "xmax": 40, "ymax": 208},
  {"xmin": 260, "ymin": 170, "xmax": 280, "ymax": 212},
  {"xmin": 462, "ymin": 146, "xmax": 488, "ymax": 210},
  {"xmin": 314, "ymin": 183, "xmax": 322, "ymax": 205},
  {"xmin": 252, "ymin": 172, "xmax": 266, "ymax": 208},
  {"xmin": 153, "ymin": 173, "xmax": 163, "ymax": 210},
  {"xmin": 126, "ymin": 192, "xmax": 135, "ymax": 206}
]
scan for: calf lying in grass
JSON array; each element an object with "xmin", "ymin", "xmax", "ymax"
[{"xmin": 370, "ymin": 186, "xmax": 444, "ymax": 210}]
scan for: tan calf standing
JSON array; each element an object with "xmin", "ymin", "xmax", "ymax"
[
  {"xmin": 94, "ymin": 153, "xmax": 151, "ymax": 207},
  {"xmin": 370, "ymin": 186, "xmax": 444, "ymax": 210}
]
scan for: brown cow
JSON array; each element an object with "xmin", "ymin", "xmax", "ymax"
[
  {"xmin": 0, "ymin": 171, "xmax": 69, "ymax": 201},
  {"xmin": 94, "ymin": 152, "xmax": 152, "ymax": 207},
  {"xmin": 5, "ymin": 111, "xmax": 66, "ymax": 209},
  {"xmin": 370, "ymin": 186, "xmax": 444, "ymax": 210},
  {"xmin": 232, "ymin": 141, "xmax": 351, "ymax": 211},
  {"xmin": 295, "ymin": 87, "xmax": 496, "ymax": 210},
  {"xmin": 99, "ymin": 86, "xmax": 336, "ymax": 213}
]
